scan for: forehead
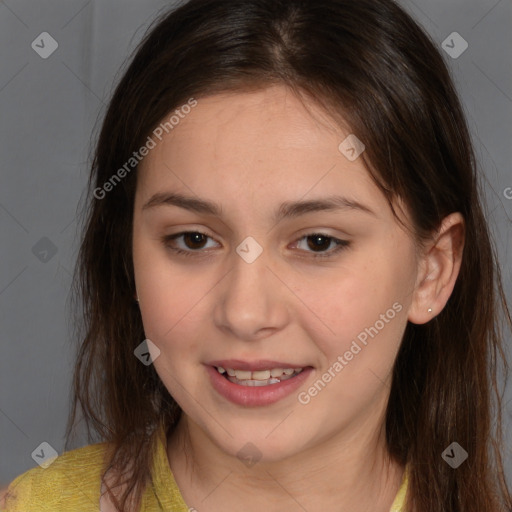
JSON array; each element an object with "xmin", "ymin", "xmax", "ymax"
[{"xmin": 135, "ymin": 85, "xmax": 391, "ymax": 221}]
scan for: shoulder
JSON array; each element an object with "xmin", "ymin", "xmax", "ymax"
[{"xmin": 2, "ymin": 441, "xmax": 109, "ymax": 512}]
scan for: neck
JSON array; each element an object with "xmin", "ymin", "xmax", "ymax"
[{"xmin": 166, "ymin": 412, "xmax": 404, "ymax": 512}]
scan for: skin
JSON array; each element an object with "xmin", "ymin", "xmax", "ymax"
[{"xmin": 127, "ymin": 85, "xmax": 464, "ymax": 512}]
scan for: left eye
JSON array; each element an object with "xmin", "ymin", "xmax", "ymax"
[
  {"xmin": 161, "ymin": 231, "xmax": 350, "ymax": 259},
  {"xmin": 293, "ymin": 233, "xmax": 350, "ymax": 257}
]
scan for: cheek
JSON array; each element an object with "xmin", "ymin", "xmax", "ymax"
[
  {"xmin": 137, "ymin": 273, "xmax": 208, "ymax": 352},
  {"xmin": 295, "ymin": 242, "xmax": 412, "ymax": 366},
  {"xmin": 300, "ymin": 276, "xmax": 407, "ymax": 413},
  {"xmin": 133, "ymin": 232, "xmax": 206, "ymax": 346},
  {"xmin": 134, "ymin": 253, "xmax": 206, "ymax": 400}
]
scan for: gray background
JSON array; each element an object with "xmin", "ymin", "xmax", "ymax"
[{"xmin": 1, "ymin": 0, "xmax": 511, "ymax": 488}]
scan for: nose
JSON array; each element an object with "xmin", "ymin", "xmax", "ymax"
[{"xmin": 213, "ymin": 242, "xmax": 290, "ymax": 341}]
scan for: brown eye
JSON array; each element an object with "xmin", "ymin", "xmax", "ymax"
[
  {"xmin": 181, "ymin": 232, "xmax": 208, "ymax": 250},
  {"xmin": 161, "ymin": 231, "xmax": 350, "ymax": 259},
  {"xmin": 306, "ymin": 234, "xmax": 332, "ymax": 252},
  {"xmin": 161, "ymin": 231, "xmax": 218, "ymax": 257},
  {"xmin": 295, "ymin": 233, "xmax": 350, "ymax": 258}
]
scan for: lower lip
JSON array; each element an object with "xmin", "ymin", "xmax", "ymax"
[{"xmin": 205, "ymin": 365, "xmax": 314, "ymax": 407}]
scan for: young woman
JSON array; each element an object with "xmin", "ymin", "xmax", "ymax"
[{"xmin": 2, "ymin": 0, "xmax": 511, "ymax": 511}]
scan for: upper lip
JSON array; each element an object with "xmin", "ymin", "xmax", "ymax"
[{"xmin": 206, "ymin": 359, "xmax": 310, "ymax": 371}]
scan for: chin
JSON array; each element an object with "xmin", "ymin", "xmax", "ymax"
[{"xmin": 213, "ymin": 433, "xmax": 301, "ymax": 465}]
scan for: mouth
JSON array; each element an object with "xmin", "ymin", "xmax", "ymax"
[{"xmin": 205, "ymin": 360, "xmax": 314, "ymax": 407}]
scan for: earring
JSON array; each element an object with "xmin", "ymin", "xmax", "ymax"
[{"xmin": 428, "ymin": 308, "xmax": 432, "ymax": 313}]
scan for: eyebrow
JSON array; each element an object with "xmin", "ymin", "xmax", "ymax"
[{"xmin": 142, "ymin": 191, "xmax": 376, "ymax": 222}]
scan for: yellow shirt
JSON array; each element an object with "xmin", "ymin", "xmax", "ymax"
[{"xmin": 2, "ymin": 424, "xmax": 408, "ymax": 511}]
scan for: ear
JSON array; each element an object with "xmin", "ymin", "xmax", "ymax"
[{"xmin": 408, "ymin": 212, "xmax": 465, "ymax": 324}]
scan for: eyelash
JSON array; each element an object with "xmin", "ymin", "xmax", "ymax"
[{"xmin": 160, "ymin": 231, "xmax": 350, "ymax": 259}]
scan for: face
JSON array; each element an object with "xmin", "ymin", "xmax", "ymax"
[{"xmin": 132, "ymin": 85, "xmax": 420, "ymax": 462}]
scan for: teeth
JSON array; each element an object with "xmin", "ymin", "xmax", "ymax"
[
  {"xmin": 230, "ymin": 378, "xmax": 282, "ymax": 387},
  {"xmin": 234, "ymin": 370, "xmax": 252, "ymax": 380},
  {"xmin": 215, "ymin": 366, "xmax": 304, "ymax": 383},
  {"xmin": 252, "ymin": 370, "xmax": 270, "ymax": 380}
]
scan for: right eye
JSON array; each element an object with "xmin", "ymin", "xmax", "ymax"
[{"xmin": 161, "ymin": 231, "xmax": 220, "ymax": 257}]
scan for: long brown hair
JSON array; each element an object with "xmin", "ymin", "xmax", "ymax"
[{"xmin": 66, "ymin": 0, "xmax": 512, "ymax": 510}]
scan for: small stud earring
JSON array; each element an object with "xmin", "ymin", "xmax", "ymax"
[{"xmin": 428, "ymin": 308, "xmax": 432, "ymax": 313}]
